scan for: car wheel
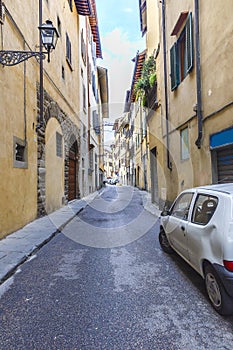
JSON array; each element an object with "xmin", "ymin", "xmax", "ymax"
[
  {"xmin": 159, "ymin": 228, "xmax": 173, "ymax": 254},
  {"xmin": 204, "ymin": 265, "xmax": 233, "ymax": 316}
]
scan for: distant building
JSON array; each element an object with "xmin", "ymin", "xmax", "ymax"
[{"xmin": 104, "ymin": 148, "xmax": 113, "ymax": 179}]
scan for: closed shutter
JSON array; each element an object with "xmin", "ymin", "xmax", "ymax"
[
  {"xmin": 170, "ymin": 43, "xmax": 179, "ymax": 90},
  {"xmin": 66, "ymin": 33, "xmax": 72, "ymax": 65},
  {"xmin": 185, "ymin": 12, "xmax": 193, "ymax": 73},
  {"xmin": 68, "ymin": 0, "xmax": 73, "ymax": 11},
  {"xmin": 139, "ymin": 0, "xmax": 147, "ymax": 35},
  {"xmin": 0, "ymin": 0, "xmax": 3, "ymax": 23},
  {"xmin": 217, "ymin": 146, "xmax": 233, "ymax": 183}
]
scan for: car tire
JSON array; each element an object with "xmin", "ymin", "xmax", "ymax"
[
  {"xmin": 159, "ymin": 228, "xmax": 173, "ymax": 254},
  {"xmin": 204, "ymin": 264, "xmax": 233, "ymax": 316}
]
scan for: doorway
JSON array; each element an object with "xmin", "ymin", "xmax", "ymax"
[
  {"xmin": 68, "ymin": 141, "xmax": 78, "ymax": 201},
  {"xmin": 150, "ymin": 147, "xmax": 159, "ymax": 204}
]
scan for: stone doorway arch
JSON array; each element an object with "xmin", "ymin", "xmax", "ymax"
[{"xmin": 37, "ymin": 90, "xmax": 80, "ymax": 217}]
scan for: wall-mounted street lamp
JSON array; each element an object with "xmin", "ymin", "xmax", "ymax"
[{"xmin": 0, "ymin": 20, "xmax": 59, "ymax": 66}]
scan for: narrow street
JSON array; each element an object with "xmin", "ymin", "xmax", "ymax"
[{"xmin": 0, "ymin": 186, "xmax": 233, "ymax": 350}]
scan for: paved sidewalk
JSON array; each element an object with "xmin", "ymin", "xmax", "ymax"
[
  {"xmin": 139, "ymin": 189, "xmax": 161, "ymax": 217},
  {"xmin": 0, "ymin": 187, "xmax": 160, "ymax": 285},
  {"xmin": 0, "ymin": 191, "xmax": 99, "ymax": 284}
]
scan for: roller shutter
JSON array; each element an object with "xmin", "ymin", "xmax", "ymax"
[{"xmin": 216, "ymin": 146, "xmax": 233, "ymax": 183}]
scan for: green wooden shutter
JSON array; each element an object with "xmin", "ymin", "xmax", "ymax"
[
  {"xmin": 170, "ymin": 43, "xmax": 179, "ymax": 90},
  {"xmin": 185, "ymin": 12, "xmax": 193, "ymax": 73},
  {"xmin": 0, "ymin": 0, "xmax": 2, "ymax": 23}
]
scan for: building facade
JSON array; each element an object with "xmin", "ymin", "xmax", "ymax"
[
  {"xmin": 0, "ymin": 0, "xmax": 108, "ymax": 238},
  {"xmin": 135, "ymin": 0, "xmax": 233, "ymax": 207}
]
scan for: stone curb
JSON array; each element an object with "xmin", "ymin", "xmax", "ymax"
[{"xmin": 0, "ymin": 191, "xmax": 101, "ymax": 285}]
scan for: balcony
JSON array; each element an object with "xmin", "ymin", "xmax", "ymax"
[{"xmin": 144, "ymin": 82, "xmax": 158, "ymax": 111}]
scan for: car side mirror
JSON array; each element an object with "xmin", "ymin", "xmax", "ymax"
[{"xmin": 160, "ymin": 209, "xmax": 171, "ymax": 216}]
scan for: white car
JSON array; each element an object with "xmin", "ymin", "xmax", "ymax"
[{"xmin": 159, "ymin": 183, "xmax": 233, "ymax": 315}]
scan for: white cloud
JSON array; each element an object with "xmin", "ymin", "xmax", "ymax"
[
  {"xmin": 123, "ymin": 7, "xmax": 133, "ymax": 13},
  {"xmin": 97, "ymin": 27, "xmax": 145, "ymax": 146},
  {"xmin": 99, "ymin": 27, "xmax": 144, "ymax": 108}
]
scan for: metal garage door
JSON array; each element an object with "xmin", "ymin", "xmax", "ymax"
[{"xmin": 217, "ymin": 146, "xmax": 233, "ymax": 183}]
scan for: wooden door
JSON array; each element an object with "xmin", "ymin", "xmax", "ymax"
[{"xmin": 68, "ymin": 142, "xmax": 77, "ymax": 201}]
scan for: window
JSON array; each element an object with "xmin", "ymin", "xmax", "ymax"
[
  {"xmin": 88, "ymin": 62, "xmax": 91, "ymax": 84},
  {"xmin": 56, "ymin": 132, "xmax": 63, "ymax": 157},
  {"xmin": 13, "ymin": 136, "xmax": 28, "ymax": 168},
  {"xmin": 92, "ymin": 110, "xmax": 100, "ymax": 135},
  {"xmin": 62, "ymin": 65, "xmax": 65, "ymax": 80},
  {"xmin": 66, "ymin": 33, "xmax": 72, "ymax": 67},
  {"xmin": 171, "ymin": 192, "xmax": 193, "ymax": 220},
  {"xmin": 67, "ymin": 0, "xmax": 73, "ymax": 11},
  {"xmin": 81, "ymin": 29, "xmax": 86, "ymax": 65},
  {"xmin": 57, "ymin": 16, "xmax": 61, "ymax": 36},
  {"xmin": 91, "ymin": 71, "xmax": 98, "ymax": 101},
  {"xmin": 89, "ymin": 149, "xmax": 93, "ymax": 170},
  {"xmin": 170, "ymin": 13, "xmax": 193, "ymax": 90},
  {"xmin": 181, "ymin": 127, "xmax": 189, "ymax": 160},
  {"xmin": 0, "ymin": 0, "xmax": 4, "ymax": 23},
  {"xmin": 83, "ymin": 124, "xmax": 87, "ymax": 139},
  {"xmin": 83, "ymin": 84, "xmax": 86, "ymax": 112},
  {"xmin": 139, "ymin": 0, "xmax": 147, "ymax": 36},
  {"xmin": 192, "ymin": 194, "xmax": 218, "ymax": 225},
  {"xmin": 142, "ymin": 117, "xmax": 147, "ymax": 139},
  {"xmin": 91, "ymin": 40, "xmax": 96, "ymax": 65}
]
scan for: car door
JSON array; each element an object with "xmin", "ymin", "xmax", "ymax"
[
  {"xmin": 165, "ymin": 192, "xmax": 194, "ymax": 261},
  {"xmin": 186, "ymin": 193, "xmax": 219, "ymax": 273}
]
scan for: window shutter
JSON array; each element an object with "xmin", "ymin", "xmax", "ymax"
[
  {"xmin": 66, "ymin": 33, "xmax": 69, "ymax": 58},
  {"xmin": 0, "ymin": 0, "xmax": 3, "ymax": 23},
  {"xmin": 66, "ymin": 33, "xmax": 72, "ymax": 65},
  {"xmin": 93, "ymin": 111, "xmax": 100, "ymax": 135},
  {"xmin": 68, "ymin": 0, "xmax": 73, "ymax": 12},
  {"xmin": 170, "ymin": 43, "xmax": 179, "ymax": 90},
  {"xmin": 185, "ymin": 12, "xmax": 193, "ymax": 73},
  {"xmin": 139, "ymin": 0, "xmax": 147, "ymax": 35}
]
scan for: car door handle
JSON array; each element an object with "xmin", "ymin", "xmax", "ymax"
[{"xmin": 181, "ymin": 225, "xmax": 185, "ymax": 231}]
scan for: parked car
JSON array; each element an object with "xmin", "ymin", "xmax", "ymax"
[
  {"xmin": 103, "ymin": 177, "xmax": 113, "ymax": 185},
  {"xmin": 111, "ymin": 178, "xmax": 119, "ymax": 185},
  {"xmin": 159, "ymin": 183, "xmax": 233, "ymax": 315}
]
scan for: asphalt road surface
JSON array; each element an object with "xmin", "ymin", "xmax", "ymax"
[{"xmin": 0, "ymin": 186, "xmax": 233, "ymax": 350}]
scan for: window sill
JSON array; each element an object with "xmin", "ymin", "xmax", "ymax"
[{"xmin": 14, "ymin": 160, "xmax": 28, "ymax": 169}]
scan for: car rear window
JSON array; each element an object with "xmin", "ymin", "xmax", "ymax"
[{"xmin": 192, "ymin": 194, "xmax": 218, "ymax": 225}]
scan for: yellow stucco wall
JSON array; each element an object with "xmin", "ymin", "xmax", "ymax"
[
  {"xmin": 200, "ymin": 0, "xmax": 233, "ymax": 117},
  {"xmin": 146, "ymin": 0, "xmax": 160, "ymax": 56},
  {"xmin": 0, "ymin": 1, "xmax": 81, "ymax": 237},
  {"xmin": 156, "ymin": 0, "xmax": 233, "ymax": 203},
  {"xmin": 0, "ymin": 4, "xmax": 38, "ymax": 237}
]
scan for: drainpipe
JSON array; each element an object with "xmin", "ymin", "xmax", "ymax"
[
  {"xmin": 194, "ymin": 0, "xmax": 203, "ymax": 149},
  {"xmin": 23, "ymin": 53, "xmax": 27, "ymax": 143},
  {"xmin": 161, "ymin": 0, "xmax": 172, "ymax": 170},
  {"xmin": 38, "ymin": 0, "xmax": 44, "ymax": 129},
  {"xmin": 86, "ymin": 17, "xmax": 91, "ymax": 152}
]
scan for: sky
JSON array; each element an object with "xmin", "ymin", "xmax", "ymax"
[{"xmin": 95, "ymin": 0, "xmax": 145, "ymax": 144}]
